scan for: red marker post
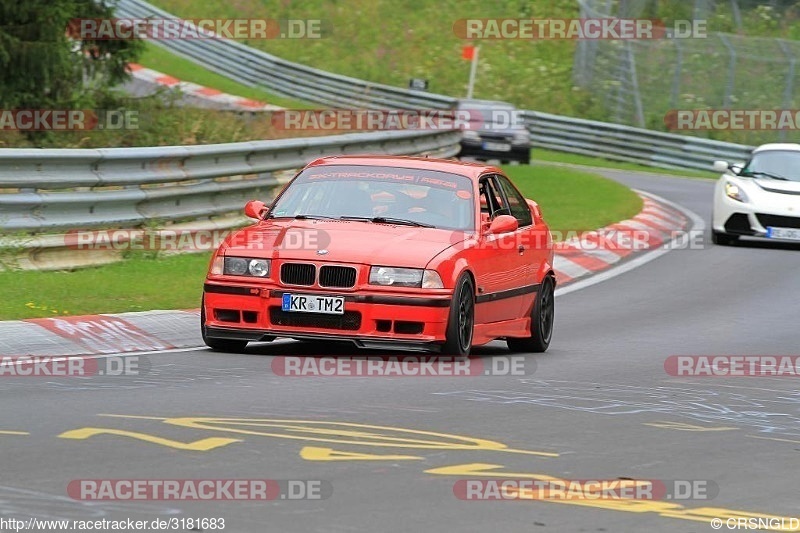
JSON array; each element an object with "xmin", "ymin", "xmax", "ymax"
[{"xmin": 462, "ymin": 45, "xmax": 479, "ymax": 98}]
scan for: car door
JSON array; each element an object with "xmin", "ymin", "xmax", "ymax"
[
  {"xmin": 470, "ymin": 174, "xmax": 528, "ymax": 323},
  {"xmin": 494, "ymin": 173, "xmax": 546, "ymax": 317}
]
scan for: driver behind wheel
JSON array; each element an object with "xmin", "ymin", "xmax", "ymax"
[{"xmin": 421, "ymin": 186, "xmax": 471, "ymax": 227}]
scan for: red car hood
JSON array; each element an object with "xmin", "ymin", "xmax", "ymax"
[{"xmin": 222, "ymin": 219, "xmax": 464, "ymax": 267}]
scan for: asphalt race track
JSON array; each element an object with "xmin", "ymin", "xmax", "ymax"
[{"xmin": 2, "ymin": 168, "xmax": 799, "ymax": 532}]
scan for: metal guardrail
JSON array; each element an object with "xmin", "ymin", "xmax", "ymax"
[
  {"xmin": 113, "ymin": 0, "xmax": 755, "ymax": 173},
  {"xmin": 523, "ymin": 111, "xmax": 754, "ymax": 172},
  {"xmin": 0, "ymin": 0, "xmax": 760, "ymax": 271},
  {"xmin": 0, "ymin": 129, "xmax": 461, "ymax": 269},
  {"xmin": 112, "ymin": 0, "xmax": 457, "ymax": 111},
  {"xmin": 1, "ymin": 130, "xmax": 460, "ymax": 232}
]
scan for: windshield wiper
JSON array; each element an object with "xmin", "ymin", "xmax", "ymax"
[
  {"xmin": 268, "ymin": 214, "xmax": 338, "ymax": 220},
  {"xmin": 744, "ymin": 171, "xmax": 791, "ymax": 181},
  {"xmin": 339, "ymin": 216, "xmax": 434, "ymax": 228}
]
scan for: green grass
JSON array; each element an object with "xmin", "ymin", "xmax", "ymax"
[
  {"xmin": 139, "ymin": 43, "xmax": 314, "ymax": 109},
  {"xmin": 0, "ymin": 253, "xmax": 211, "ymax": 320},
  {"xmin": 532, "ymin": 148, "xmax": 717, "ymax": 179},
  {"xmin": 0, "ymin": 166, "xmax": 640, "ymax": 320},
  {"xmin": 503, "ymin": 164, "xmax": 642, "ymax": 236},
  {"xmin": 147, "ymin": 0, "xmax": 599, "ymax": 118},
  {"xmin": 145, "ymin": 0, "xmax": 800, "ymax": 146}
]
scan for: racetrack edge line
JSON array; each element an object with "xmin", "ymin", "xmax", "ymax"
[{"xmin": 554, "ymin": 188, "xmax": 705, "ymax": 298}]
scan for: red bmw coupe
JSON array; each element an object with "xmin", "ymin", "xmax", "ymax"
[{"xmin": 202, "ymin": 156, "xmax": 554, "ymax": 355}]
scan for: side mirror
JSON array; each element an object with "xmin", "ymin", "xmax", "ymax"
[
  {"xmin": 712, "ymin": 160, "xmax": 730, "ymax": 173},
  {"xmin": 244, "ymin": 200, "xmax": 266, "ymax": 220},
  {"xmin": 486, "ymin": 214, "xmax": 518, "ymax": 235}
]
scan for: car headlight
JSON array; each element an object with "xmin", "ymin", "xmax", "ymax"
[
  {"xmin": 512, "ymin": 131, "xmax": 530, "ymax": 144},
  {"xmin": 369, "ymin": 266, "xmax": 444, "ymax": 288},
  {"xmin": 725, "ymin": 181, "xmax": 749, "ymax": 203},
  {"xmin": 215, "ymin": 256, "xmax": 271, "ymax": 277}
]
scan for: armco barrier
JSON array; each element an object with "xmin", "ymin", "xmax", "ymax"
[
  {"xmin": 112, "ymin": 0, "xmax": 457, "ymax": 111},
  {"xmin": 522, "ymin": 111, "xmax": 754, "ymax": 172},
  {"xmin": 112, "ymin": 0, "xmax": 755, "ymax": 172},
  {"xmin": 2, "ymin": 1, "xmax": 761, "ymax": 272},
  {"xmin": 0, "ymin": 129, "xmax": 461, "ymax": 269}
]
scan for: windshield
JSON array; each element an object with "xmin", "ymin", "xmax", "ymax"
[
  {"xmin": 740, "ymin": 150, "xmax": 800, "ymax": 182},
  {"xmin": 458, "ymin": 104, "xmax": 522, "ymax": 132},
  {"xmin": 268, "ymin": 164, "xmax": 476, "ymax": 231}
]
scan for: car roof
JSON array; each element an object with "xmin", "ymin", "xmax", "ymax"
[
  {"xmin": 304, "ymin": 155, "xmax": 503, "ymax": 180},
  {"xmin": 753, "ymin": 143, "xmax": 800, "ymax": 153}
]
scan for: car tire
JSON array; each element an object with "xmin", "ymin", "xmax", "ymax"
[
  {"xmin": 712, "ymin": 230, "xmax": 738, "ymax": 246},
  {"xmin": 200, "ymin": 296, "xmax": 248, "ymax": 353},
  {"xmin": 441, "ymin": 274, "xmax": 475, "ymax": 357},
  {"xmin": 507, "ymin": 274, "xmax": 555, "ymax": 353}
]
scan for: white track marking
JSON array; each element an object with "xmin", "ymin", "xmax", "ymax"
[
  {"xmin": 555, "ymin": 189, "xmax": 705, "ymax": 298},
  {"xmin": 9, "ymin": 192, "xmax": 702, "ymax": 357},
  {"xmin": 0, "ymin": 346, "xmax": 202, "ymax": 367}
]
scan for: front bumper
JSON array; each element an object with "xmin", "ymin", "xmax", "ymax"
[
  {"xmin": 203, "ymin": 282, "xmax": 452, "ymax": 350},
  {"xmin": 459, "ymin": 140, "xmax": 530, "ymax": 163},
  {"xmin": 714, "ymin": 202, "xmax": 800, "ymax": 239},
  {"xmin": 713, "ymin": 181, "xmax": 800, "ymax": 239}
]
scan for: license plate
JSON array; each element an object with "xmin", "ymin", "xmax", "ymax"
[
  {"xmin": 766, "ymin": 226, "xmax": 800, "ymax": 241},
  {"xmin": 483, "ymin": 141, "xmax": 511, "ymax": 152},
  {"xmin": 281, "ymin": 293, "xmax": 344, "ymax": 315}
]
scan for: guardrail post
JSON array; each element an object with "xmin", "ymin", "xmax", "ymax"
[
  {"xmin": 670, "ymin": 38, "xmax": 683, "ymax": 111},
  {"xmin": 627, "ymin": 42, "xmax": 646, "ymax": 128},
  {"xmin": 718, "ymin": 33, "xmax": 737, "ymax": 109},
  {"xmin": 778, "ymin": 39, "xmax": 796, "ymax": 143}
]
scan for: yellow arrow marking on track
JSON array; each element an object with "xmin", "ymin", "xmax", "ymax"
[
  {"xmin": 426, "ymin": 462, "xmax": 561, "ymax": 481},
  {"xmin": 98, "ymin": 415, "xmax": 558, "ymax": 457},
  {"xmin": 426, "ymin": 463, "xmax": 800, "ymax": 530},
  {"xmin": 81, "ymin": 416, "xmax": 797, "ymax": 530},
  {"xmin": 300, "ymin": 446, "xmax": 422, "ymax": 461},
  {"xmin": 58, "ymin": 427, "xmax": 241, "ymax": 451}
]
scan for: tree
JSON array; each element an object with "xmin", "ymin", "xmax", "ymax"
[{"xmin": 0, "ymin": 0, "xmax": 142, "ymax": 109}]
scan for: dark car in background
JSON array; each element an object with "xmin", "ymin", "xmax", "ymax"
[{"xmin": 457, "ymin": 99, "xmax": 531, "ymax": 165}]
